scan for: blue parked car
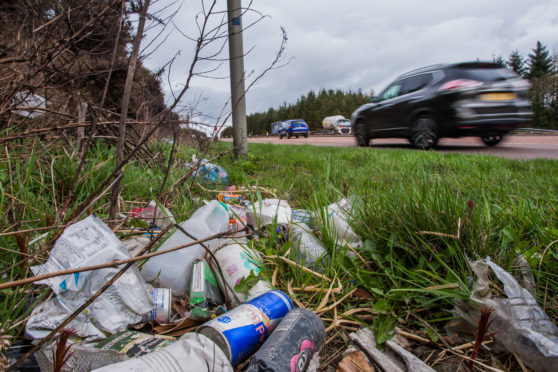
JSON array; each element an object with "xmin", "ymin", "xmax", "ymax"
[{"xmin": 278, "ymin": 119, "xmax": 310, "ymax": 139}]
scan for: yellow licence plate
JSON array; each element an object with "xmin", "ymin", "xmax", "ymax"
[{"xmin": 480, "ymin": 92, "xmax": 516, "ymax": 101}]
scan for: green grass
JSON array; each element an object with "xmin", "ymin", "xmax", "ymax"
[
  {"xmin": 0, "ymin": 138, "xmax": 557, "ymax": 354},
  {"xmin": 215, "ymin": 142, "xmax": 558, "ymax": 335}
]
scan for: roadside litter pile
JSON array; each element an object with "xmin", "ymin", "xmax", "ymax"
[
  {"xmin": 5, "ymin": 188, "xmax": 364, "ymax": 371},
  {"xmin": 3, "ymin": 159, "xmax": 558, "ymax": 371}
]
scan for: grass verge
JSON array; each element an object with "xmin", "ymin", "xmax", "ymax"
[{"xmin": 1, "ymin": 139, "xmax": 557, "ymax": 368}]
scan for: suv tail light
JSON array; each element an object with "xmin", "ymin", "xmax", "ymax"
[{"xmin": 439, "ymin": 79, "xmax": 483, "ymax": 92}]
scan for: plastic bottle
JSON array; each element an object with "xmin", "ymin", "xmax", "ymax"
[
  {"xmin": 328, "ymin": 199, "xmax": 363, "ymax": 249},
  {"xmin": 291, "ymin": 223, "xmax": 327, "ymax": 267},
  {"xmin": 141, "ymin": 201, "xmax": 229, "ymax": 297},
  {"xmin": 246, "ymin": 308, "xmax": 325, "ymax": 372}
]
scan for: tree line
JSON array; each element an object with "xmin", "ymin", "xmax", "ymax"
[
  {"xmin": 245, "ymin": 89, "xmax": 372, "ymax": 135},
  {"xmin": 244, "ymin": 40, "xmax": 557, "ymax": 136}
]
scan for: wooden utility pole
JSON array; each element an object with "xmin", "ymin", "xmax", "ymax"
[{"xmin": 227, "ymin": 0, "xmax": 248, "ymax": 156}]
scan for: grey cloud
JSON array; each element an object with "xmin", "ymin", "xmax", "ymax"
[{"xmin": 144, "ymin": 0, "xmax": 558, "ymax": 120}]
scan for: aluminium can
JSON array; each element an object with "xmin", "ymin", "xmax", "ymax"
[
  {"xmin": 142, "ymin": 288, "xmax": 172, "ymax": 324},
  {"xmin": 197, "ymin": 290, "xmax": 293, "ymax": 365},
  {"xmin": 246, "ymin": 308, "xmax": 325, "ymax": 372}
]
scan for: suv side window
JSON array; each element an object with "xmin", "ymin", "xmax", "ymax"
[
  {"xmin": 379, "ymin": 82, "xmax": 402, "ymax": 100},
  {"xmin": 400, "ymin": 73, "xmax": 432, "ymax": 95}
]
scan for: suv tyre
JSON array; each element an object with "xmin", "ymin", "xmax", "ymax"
[
  {"xmin": 355, "ymin": 121, "xmax": 370, "ymax": 147},
  {"xmin": 412, "ymin": 116, "xmax": 438, "ymax": 150},
  {"xmin": 481, "ymin": 135, "xmax": 503, "ymax": 146}
]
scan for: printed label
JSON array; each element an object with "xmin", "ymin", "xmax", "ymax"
[
  {"xmin": 290, "ymin": 339, "xmax": 315, "ymax": 372},
  {"xmin": 191, "ymin": 261, "xmax": 205, "ymax": 293}
]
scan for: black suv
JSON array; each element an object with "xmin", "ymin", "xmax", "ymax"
[{"xmin": 352, "ymin": 62, "xmax": 532, "ymax": 149}]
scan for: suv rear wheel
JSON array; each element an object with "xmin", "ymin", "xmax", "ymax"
[
  {"xmin": 355, "ymin": 121, "xmax": 370, "ymax": 147},
  {"xmin": 481, "ymin": 135, "xmax": 503, "ymax": 146},
  {"xmin": 412, "ymin": 116, "xmax": 438, "ymax": 150}
]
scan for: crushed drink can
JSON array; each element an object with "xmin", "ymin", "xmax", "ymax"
[
  {"xmin": 197, "ymin": 290, "xmax": 293, "ymax": 365},
  {"xmin": 246, "ymin": 308, "xmax": 325, "ymax": 372}
]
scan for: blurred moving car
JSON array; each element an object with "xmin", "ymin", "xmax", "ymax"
[
  {"xmin": 351, "ymin": 62, "xmax": 532, "ymax": 149},
  {"xmin": 278, "ymin": 119, "xmax": 310, "ymax": 139}
]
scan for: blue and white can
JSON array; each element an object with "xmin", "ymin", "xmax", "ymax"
[{"xmin": 197, "ymin": 290, "xmax": 294, "ymax": 365}]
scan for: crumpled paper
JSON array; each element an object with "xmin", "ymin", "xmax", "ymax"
[{"xmin": 26, "ymin": 215, "xmax": 154, "ymax": 339}]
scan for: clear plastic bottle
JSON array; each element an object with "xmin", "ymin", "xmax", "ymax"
[
  {"xmin": 141, "ymin": 201, "xmax": 229, "ymax": 297},
  {"xmin": 328, "ymin": 198, "xmax": 362, "ymax": 249},
  {"xmin": 291, "ymin": 223, "xmax": 327, "ymax": 267}
]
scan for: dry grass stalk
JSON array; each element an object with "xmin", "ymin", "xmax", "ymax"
[
  {"xmin": 287, "ymin": 280, "xmax": 307, "ymax": 309},
  {"xmin": 267, "ymin": 254, "xmax": 332, "ymax": 282},
  {"xmin": 315, "ymin": 275, "xmax": 338, "ymax": 313},
  {"xmin": 291, "ymin": 285, "xmax": 342, "ymax": 293},
  {"xmin": 418, "ymin": 231, "xmax": 459, "ymax": 239},
  {"xmin": 317, "ymin": 288, "xmax": 359, "ymax": 315}
]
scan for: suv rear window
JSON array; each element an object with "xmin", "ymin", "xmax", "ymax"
[
  {"xmin": 290, "ymin": 120, "xmax": 307, "ymax": 126},
  {"xmin": 453, "ymin": 67, "xmax": 518, "ymax": 82}
]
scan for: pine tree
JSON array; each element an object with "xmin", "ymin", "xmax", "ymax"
[
  {"xmin": 507, "ymin": 50, "xmax": 526, "ymax": 77},
  {"xmin": 493, "ymin": 55, "xmax": 506, "ymax": 68},
  {"xmin": 527, "ymin": 41, "xmax": 554, "ymax": 80}
]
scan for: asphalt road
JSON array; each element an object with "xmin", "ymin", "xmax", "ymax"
[{"xmin": 229, "ymin": 134, "xmax": 558, "ymax": 160}]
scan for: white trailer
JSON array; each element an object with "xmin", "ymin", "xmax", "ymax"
[{"xmin": 322, "ymin": 115, "xmax": 352, "ymax": 135}]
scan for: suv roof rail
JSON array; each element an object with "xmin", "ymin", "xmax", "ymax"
[{"xmin": 398, "ymin": 64, "xmax": 444, "ymax": 78}]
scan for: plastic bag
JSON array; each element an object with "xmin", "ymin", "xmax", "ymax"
[
  {"xmin": 454, "ymin": 257, "xmax": 558, "ymax": 372},
  {"xmin": 189, "ymin": 155, "xmax": 229, "ymax": 185}
]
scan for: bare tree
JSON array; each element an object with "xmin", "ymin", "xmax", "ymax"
[{"xmin": 109, "ymin": 0, "xmax": 151, "ymax": 225}]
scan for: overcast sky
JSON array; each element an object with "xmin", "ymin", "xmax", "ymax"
[{"xmin": 143, "ymin": 0, "xmax": 558, "ymax": 127}]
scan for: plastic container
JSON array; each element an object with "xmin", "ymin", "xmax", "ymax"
[
  {"xmin": 246, "ymin": 199, "xmax": 292, "ymax": 228},
  {"xmin": 210, "ymin": 239, "xmax": 272, "ymax": 305},
  {"xmin": 246, "ymin": 308, "xmax": 325, "ymax": 372},
  {"xmin": 141, "ymin": 201, "xmax": 229, "ymax": 297},
  {"xmin": 91, "ymin": 332, "xmax": 232, "ymax": 372},
  {"xmin": 197, "ymin": 290, "xmax": 294, "ymax": 366},
  {"xmin": 292, "ymin": 209, "xmax": 314, "ymax": 225}
]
